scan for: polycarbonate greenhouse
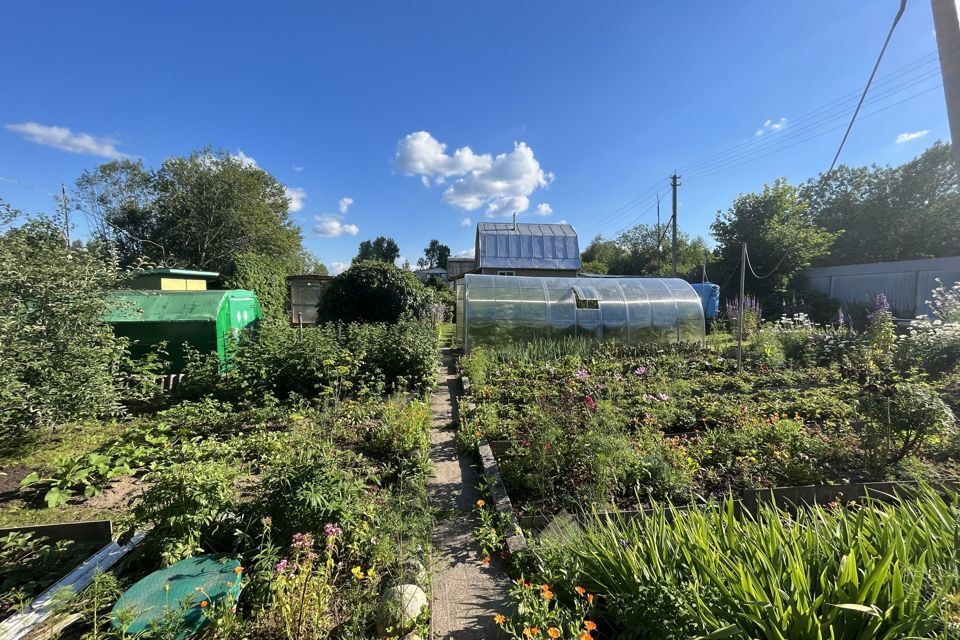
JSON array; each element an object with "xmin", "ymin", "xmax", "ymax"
[{"xmin": 456, "ymin": 274, "xmax": 705, "ymax": 351}]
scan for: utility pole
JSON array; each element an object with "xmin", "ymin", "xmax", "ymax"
[
  {"xmin": 931, "ymin": 0, "xmax": 960, "ymax": 186},
  {"xmin": 736, "ymin": 241, "xmax": 747, "ymax": 373},
  {"xmin": 670, "ymin": 173, "xmax": 680, "ymax": 277},
  {"xmin": 655, "ymin": 193, "xmax": 661, "ymax": 276},
  {"xmin": 60, "ymin": 184, "xmax": 69, "ymax": 249}
]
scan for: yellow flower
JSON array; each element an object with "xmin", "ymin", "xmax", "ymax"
[
  {"xmin": 351, "ymin": 566, "xmax": 364, "ymax": 580},
  {"xmin": 234, "ymin": 566, "xmax": 243, "ymax": 575},
  {"xmin": 584, "ymin": 620, "xmax": 597, "ymax": 631},
  {"xmin": 367, "ymin": 568, "xmax": 376, "ymax": 579},
  {"xmin": 543, "ymin": 589, "xmax": 554, "ymax": 600},
  {"xmin": 476, "ymin": 499, "xmax": 486, "ymax": 508},
  {"xmin": 547, "ymin": 628, "xmax": 561, "ymax": 638},
  {"xmin": 163, "ymin": 584, "xmax": 170, "ymax": 592},
  {"xmin": 494, "ymin": 614, "xmax": 506, "ymax": 625}
]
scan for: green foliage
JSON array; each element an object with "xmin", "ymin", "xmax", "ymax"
[
  {"xmin": 129, "ymin": 460, "xmax": 239, "ymax": 565},
  {"xmin": 355, "ymin": 236, "xmax": 401, "ymax": 264},
  {"xmin": 418, "ymin": 238, "xmax": 450, "ymax": 269},
  {"xmin": 580, "ymin": 223, "xmax": 711, "ymax": 278},
  {"xmin": 225, "ymin": 251, "xmax": 293, "ymax": 321},
  {"xmin": 711, "ymin": 178, "xmax": 838, "ymax": 302},
  {"xmin": 340, "ymin": 318, "xmax": 439, "ymax": 397},
  {"xmin": 20, "ymin": 452, "xmax": 133, "ymax": 508},
  {"xmin": 802, "ymin": 142, "xmax": 960, "ymax": 266},
  {"xmin": 0, "ymin": 215, "xmax": 124, "ymax": 445},
  {"xmin": 0, "ymin": 532, "xmax": 95, "ymax": 617},
  {"xmin": 75, "ymin": 149, "xmax": 305, "ymax": 278},
  {"xmin": 896, "ymin": 319, "xmax": 960, "ymax": 376},
  {"xmin": 318, "ymin": 260, "xmax": 432, "ymax": 324},
  {"xmin": 535, "ymin": 489, "xmax": 960, "ymax": 639}
]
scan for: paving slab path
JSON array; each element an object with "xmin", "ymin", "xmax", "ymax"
[{"xmin": 428, "ymin": 348, "xmax": 510, "ymax": 639}]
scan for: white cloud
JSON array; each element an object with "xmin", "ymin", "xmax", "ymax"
[
  {"xmin": 461, "ymin": 217, "xmax": 472, "ymax": 226},
  {"xmin": 755, "ymin": 117, "xmax": 788, "ymax": 137},
  {"xmin": 292, "ymin": 164, "xmax": 304, "ymax": 172},
  {"xmin": 5, "ymin": 122, "xmax": 130, "ymax": 159},
  {"xmin": 456, "ymin": 247, "xmax": 476, "ymax": 258},
  {"xmin": 284, "ymin": 186, "xmax": 306, "ymax": 212},
  {"xmin": 329, "ymin": 261, "xmax": 349, "ymax": 275},
  {"xmin": 395, "ymin": 256, "xmax": 411, "ymax": 269},
  {"xmin": 338, "ymin": 197, "xmax": 354, "ymax": 214},
  {"xmin": 395, "ymin": 131, "xmax": 553, "ymax": 217},
  {"xmin": 534, "ymin": 203, "xmax": 553, "ymax": 216},
  {"xmin": 231, "ymin": 149, "xmax": 259, "ymax": 168},
  {"xmin": 896, "ymin": 130, "xmax": 930, "ymax": 144},
  {"xmin": 313, "ymin": 215, "xmax": 359, "ymax": 237}
]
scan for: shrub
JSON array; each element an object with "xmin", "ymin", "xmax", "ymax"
[
  {"xmin": 0, "ymin": 219, "xmax": 125, "ymax": 445},
  {"xmin": 339, "ymin": 318, "xmax": 439, "ymax": 396},
  {"xmin": 318, "ymin": 261, "xmax": 431, "ymax": 324},
  {"xmin": 927, "ymin": 277, "xmax": 960, "ymax": 323},
  {"xmin": 724, "ymin": 294, "xmax": 762, "ymax": 338},
  {"xmin": 895, "ymin": 319, "xmax": 960, "ymax": 376}
]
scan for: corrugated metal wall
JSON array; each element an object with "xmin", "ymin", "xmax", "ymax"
[{"xmin": 803, "ymin": 256, "xmax": 960, "ymax": 317}]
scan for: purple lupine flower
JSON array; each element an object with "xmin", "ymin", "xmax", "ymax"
[
  {"xmin": 867, "ymin": 293, "xmax": 890, "ymax": 321},
  {"xmin": 324, "ymin": 523, "xmax": 342, "ymax": 537}
]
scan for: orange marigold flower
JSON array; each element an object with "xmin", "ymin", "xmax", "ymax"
[
  {"xmin": 584, "ymin": 620, "xmax": 597, "ymax": 631},
  {"xmin": 543, "ymin": 589, "xmax": 554, "ymax": 600},
  {"xmin": 234, "ymin": 566, "xmax": 243, "ymax": 575},
  {"xmin": 523, "ymin": 628, "xmax": 533, "ymax": 637},
  {"xmin": 226, "ymin": 581, "xmax": 233, "ymax": 588},
  {"xmin": 575, "ymin": 586, "xmax": 586, "ymax": 596},
  {"xmin": 579, "ymin": 633, "xmax": 592, "ymax": 640},
  {"xmin": 494, "ymin": 614, "xmax": 506, "ymax": 625},
  {"xmin": 587, "ymin": 593, "xmax": 594, "ymax": 603},
  {"xmin": 540, "ymin": 583, "xmax": 550, "ymax": 592},
  {"xmin": 476, "ymin": 499, "xmax": 486, "ymax": 508},
  {"xmin": 200, "ymin": 600, "xmax": 209, "ymax": 608},
  {"xmin": 482, "ymin": 556, "xmax": 491, "ymax": 566},
  {"xmin": 547, "ymin": 628, "xmax": 561, "ymax": 638},
  {"xmin": 530, "ymin": 628, "xmax": 540, "ymax": 636}
]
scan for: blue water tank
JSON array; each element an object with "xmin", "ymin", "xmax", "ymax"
[{"xmin": 690, "ymin": 282, "xmax": 720, "ymax": 319}]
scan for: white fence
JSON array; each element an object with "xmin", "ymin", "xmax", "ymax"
[{"xmin": 803, "ymin": 256, "xmax": 960, "ymax": 318}]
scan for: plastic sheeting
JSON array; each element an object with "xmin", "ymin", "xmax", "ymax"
[
  {"xmin": 456, "ymin": 275, "xmax": 704, "ymax": 351},
  {"xmin": 476, "ymin": 222, "xmax": 581, "ymax": 270}
]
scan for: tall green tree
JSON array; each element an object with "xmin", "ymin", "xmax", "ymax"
[
  {"xmin": 74, "ymin": 149, "xmax": 305, "ymax": 278},
  {"xmin": 801, "ymin": 141, "xmax": 960, "ymax": 266},
  {"xmin": 580, "ymin": 224, "xmax": 712, "ymax": 279},
  {"xmin": 711, "ymin": 179, "xmax": 837, "ymax": 302},
  {"xmin": 418, "ymin": 239, "xmax": 450, "ymax": 269},
  {"xmin": 355, "ymin": 236, "xmax": 400, "ymax": 264}
]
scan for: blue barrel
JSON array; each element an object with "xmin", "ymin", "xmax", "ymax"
[{"xmin": 690, "ymin": 282, "xmax": 720, "ymax": 319}]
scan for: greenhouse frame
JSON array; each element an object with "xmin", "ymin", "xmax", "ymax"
[{"xmin": 455, "ymin": 274, "xmax": 705, "ymax": 351}]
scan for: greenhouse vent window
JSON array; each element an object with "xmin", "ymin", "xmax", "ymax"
[{"xmin": 574, "ymin": 291, "xmax": 599, "ymax": 310}]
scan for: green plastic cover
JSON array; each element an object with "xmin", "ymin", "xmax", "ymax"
[{"xmin": 110, "ymin": 555, "xmax": 243, "ymax": 639}]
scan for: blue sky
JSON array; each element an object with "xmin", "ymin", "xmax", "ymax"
[{"xmin": 0, "ymin": 1, "xmax": 949, "ymax": 274}]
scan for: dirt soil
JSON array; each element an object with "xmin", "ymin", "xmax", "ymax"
[
  {"xmin": 0, "ymin": 464, "xmax": 32, "ymax": 502},
  {"xmin": 84, "ymin": 475, "xmax": 149, "ymax": 511}
]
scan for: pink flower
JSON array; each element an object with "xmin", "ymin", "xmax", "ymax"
[
  {"xmin": 658, "ymin": 393, "xmax": 670, "ymax": 401},
  {"xmin": 324, "ymin": 523, "xmax": 342, "ymax": 537},
  {"xmin": 575, "ymin": 369, "xmax": 590, "ymax": 380},
  {"xmin": 584, "ymin": 396, "xmax": 598, "ymax": 411},
  {"xmin": 633, "ymin": 366, "xmax": 647, "ymax": 376},
  {"xmin": 291, "ymin": 533, "xmax": 315, "ymax": 549},
  {"xmin": 275, "ymin": 559, "xmax": 288, "ymax": 574}
]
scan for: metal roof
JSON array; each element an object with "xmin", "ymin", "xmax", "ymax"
[
  {"xmin": 475, "ymin": 222, "xmax": 581, "ymax": 270},
  {"xmin": 137, "ymin": 268, "xmax": 221, "ymax": 278}
]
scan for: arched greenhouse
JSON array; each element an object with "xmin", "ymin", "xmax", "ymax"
[{"xmin": 455, "ymin": 274, "xmax": 705, "ymax": 351}]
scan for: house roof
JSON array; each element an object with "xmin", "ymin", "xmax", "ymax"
[{"xmin": 475, "ymin": 222, "xmax": 581, "ymax": 270}]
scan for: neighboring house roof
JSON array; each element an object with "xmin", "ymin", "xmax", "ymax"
[{"xmin": 475, "ymin": 222, "xmax": 581, "ymax": 270}]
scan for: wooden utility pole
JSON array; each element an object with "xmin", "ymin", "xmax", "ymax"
[
  {"xmin": 670, "ymin": 173, "xmax": 679, "ymax": 277},
  {"xmin": 931, "ymin": 0, "xmax": 960, "ymax": 186},
  {"xmin": 60, "ymin": 184, "xmax": 69, "ymax": 248}
]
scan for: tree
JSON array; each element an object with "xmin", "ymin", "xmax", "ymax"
[
  {"xmin": 355, "ymin": 236, "xmax": 400, "ymax": 264},
  {"xmin": 711, "ymin": 179, "xmax": 837, "ymax": 303},
  {"xmin": 418, "ymin": 239, "xmax": 450, "ymax": 269},
  {"xmin": 74, "ymin": 149, "xmax": 305, "ymax": 278},
  {"xmin": 579, "ymin": 224, "xmax": 712, "ymax": 279},
  {"xmin": 318, "ymin": 261, "xmax": 431, "ymax": 324},
  {"xmin": 801, "ymin": 141, "xmax": 960, "ymax": 266}
]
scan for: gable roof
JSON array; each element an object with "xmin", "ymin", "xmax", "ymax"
[{"xmin": 475, "ymin": 222, "xmax": 581, "ymax": 270}]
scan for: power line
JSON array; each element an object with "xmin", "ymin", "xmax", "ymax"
[{"xmin": 828, "ymin": 0, "xmax": 908, "ymax": 173}]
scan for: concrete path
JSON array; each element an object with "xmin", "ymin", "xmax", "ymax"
[{"xmin": 428, "ymin": 349, "xmax": 510, "ymax": 639}]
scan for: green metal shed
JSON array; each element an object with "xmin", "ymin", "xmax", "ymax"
[{"xmin": 104, "ymin": 289, "xmax": 262, "ymax": 371}]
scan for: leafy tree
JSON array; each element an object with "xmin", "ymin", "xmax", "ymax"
[
  {"xmin": 418, "ymin": 239, "xmax": 450, "ymax": 269},
  {"xmin": 580, "ymin": 260, "xmax": 609, "ymax": 275},
  {"xmin": 318, "ymin": 261, "xmax": 431, "ymax": 324},
  {"xmin": 355, "ymin": 236, "xmax": 400, "ymax": 264},
  {"xmin": 580, "ymin": 224, "xmax": 711, "ymax": 279},
  {"xmin": 74, "ymin": 150, "xmax": 305, "ymax": 279},
  {"xmin": 711, "ymin": 179, "xmax": 837, "ymax": 303},
  {"xmin": 0, "ymin": 209, "xmax": 124, "ymax": 444},
  {"xmin": 802, "ymin": 142, "xmax": 960, "ymax": 266}
]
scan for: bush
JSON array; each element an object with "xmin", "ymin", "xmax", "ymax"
[
  {"xmin": 0, "ymin": 219, "xmax": 124, "ymax": 445},
  {"xmin": 318, "ymin": 261, "xmax": 431, "ymax": 324},
  {"xmin": 895, "ymin": 319, "xmax": 960, "ymax": 376},
  {"xmin": 339, "ymin": 318, "xmax": 439, "ymax": 396}
]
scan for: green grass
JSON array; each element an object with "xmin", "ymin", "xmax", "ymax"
[
  {"xmin": 1, "ymin": 420, "xmax": 126, "ymax": 470},
  {"xmin": 438, "ymin": 322, "xmax": 456, "ymax": 349}
]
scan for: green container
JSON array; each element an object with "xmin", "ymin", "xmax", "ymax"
[{"xmin": 104, "ymin": 290, "xmax": 262, "ymax": 371}]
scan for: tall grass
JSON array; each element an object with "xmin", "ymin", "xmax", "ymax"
[{"xmin": 532, "ymin": 488, "xmax": 960, "ymax": 639}]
